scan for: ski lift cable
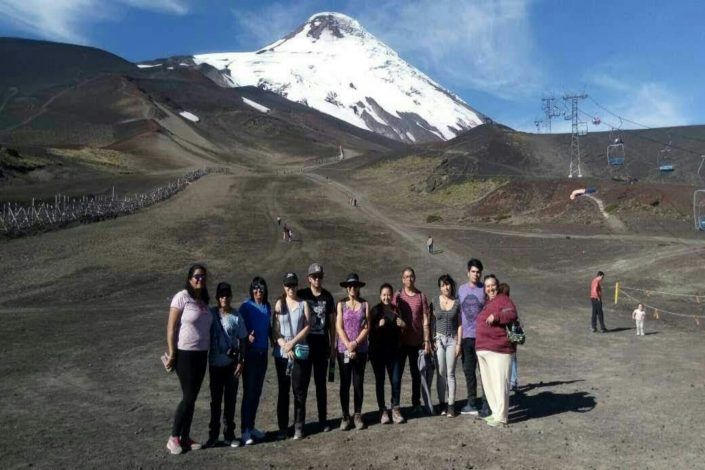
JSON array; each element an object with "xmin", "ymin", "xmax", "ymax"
[
  {"xmin": 577, "ymin": 109, "xmax": 703, "ymax": 157},
  {"xmin": 588, "ymin": 95, "xmax": 705, "ymax": 145}
]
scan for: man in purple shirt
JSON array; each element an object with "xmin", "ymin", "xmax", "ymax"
[{"xmin": 457, "ymin": 258, "xmax": 486, "ymax": 415}]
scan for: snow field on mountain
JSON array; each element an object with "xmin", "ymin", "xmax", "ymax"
[{"xmin": 192, "ymin": 12, "xmax": 483, "ymax": 142}]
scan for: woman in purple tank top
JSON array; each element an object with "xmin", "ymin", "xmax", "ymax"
[{"xmin": 335, "ymin": 273, "xmax": 371, "ymax": 431}]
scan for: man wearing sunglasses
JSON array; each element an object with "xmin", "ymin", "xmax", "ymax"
[{"xmin": 297, "ymin": 263, "xmax": 336, "ymax": 432}]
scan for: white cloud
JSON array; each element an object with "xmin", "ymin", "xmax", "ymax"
[
  {"xmin": 586, "ymin": 71, "xmax": 690, "ymax": 129},
  {"xmin": 231, "ymin": 0, "xmax": 323, "ymax": 49},
  {"xmin": 0, "ymin": 0, "xmax": 189, "ymax": 44},
  {"xmin": 357, "ymin": 0, "xmax": 543, "ymax": 99}
]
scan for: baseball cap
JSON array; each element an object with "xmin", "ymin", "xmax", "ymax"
[
  {"xmin": 308, "ymin": 263, "xmax": 324, "ymax": 276},
  {"xmin": 283, "ymin": 272, "xmax": 299, "ymax": 286}
]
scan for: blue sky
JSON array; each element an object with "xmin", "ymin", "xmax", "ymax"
[{"xmin": 1, "ymin": 0, "xmax": 703, "ymax": 133}]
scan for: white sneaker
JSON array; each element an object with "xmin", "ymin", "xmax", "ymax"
[
  {"xmin": 250, "ymin": 428, "xmax": 266, "ymax": 440},
  {"xmin": 242, "ymin": 429, "xmax": 254, "ymax": 445},
  {"xmin": 230, "ymin": 439, "xmax": 241, "ymax": 448}
]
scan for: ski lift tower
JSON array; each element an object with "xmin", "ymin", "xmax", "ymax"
[
  {"xmin": 541, "ymin": 95, "xmax": 562, "ymax": 133},
  {"xmin": 563, "ymin": 93, "xmax": 588, "ymax": 178}
]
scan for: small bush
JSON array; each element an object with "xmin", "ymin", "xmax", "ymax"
[{"xmin": 426, "ymin": 214, "xmax": 442, "ymax": 223}]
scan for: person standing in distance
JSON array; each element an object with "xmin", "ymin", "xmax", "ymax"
[
  {"xmin": 590, "ymin": 271, "xmax": 608, "ymax": 333},
  {"xmin": 427, "ymin": 236, "xmax": 434, "ymax": 254},
  {"xmin": 297, "ymin": 263, "xmax": 336, "ymax": 432},
  {"xmin": 393, "ymin": 267, "xmax": 431, "ymax": 416},
  {"xmin": 457, "ymin": 258, "xmax": 486, "ymax": 416}
]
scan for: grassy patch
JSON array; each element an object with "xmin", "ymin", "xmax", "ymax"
[
  {"xmin": 48, "ymin": 147, "xmax": 131, "ymax": 170},
  {"xmin": 352, "ymin": 156, "xmax": 506, "ymax": 223},
  {"xmin": 0, "ymin": 148, "xmax": 49, "ymax": 173},
  {"xmin": 605, "ymin": 203, "xmax": 619, "ymax": 213}
]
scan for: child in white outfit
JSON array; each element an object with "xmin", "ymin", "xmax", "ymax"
[{"xmin": 632, "ymin": 303, "xmax": 646, "ymax": 336}]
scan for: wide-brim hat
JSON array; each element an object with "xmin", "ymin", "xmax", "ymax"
[{"xmin": 340, "ymin": 273, "xmax": 365, "ymax": 288}]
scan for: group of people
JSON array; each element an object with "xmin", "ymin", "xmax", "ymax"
[{"xmin": 164, "ymin": 258, "xmax": 521, "ymax": 455}]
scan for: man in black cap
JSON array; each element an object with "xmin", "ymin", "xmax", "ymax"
[{"xmin": 297, "ymin": 263, "xmax": 336, "ymax": 432}]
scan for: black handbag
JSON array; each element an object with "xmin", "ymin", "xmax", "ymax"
[{"xmin": 506, "ymin": 321, "xmax": 526, "ymax": 345}]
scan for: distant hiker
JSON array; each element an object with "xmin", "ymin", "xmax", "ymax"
[
  {"xmin": 457, "ymin": 258, "xmax": 488, "ymax": 417},
  {"xmin": 369, "ymin": 283, "xmax": 405, "ymax": 424},
  {"xmin": 287, "ymin": 228, "xmax": 293, "ymax": 242},
  {"xmin": 632, "ymin": 303, "xmax": 646, "ymax": 336},
  {"xmin": 590, "ymin": 271, "xmax": 607, "ymax": 333},
  {"xmin": 336, "ymin": 273, "xmax": 370, "ymax": 431},
  {"xmin": 239, "ymin": 277, "xmax": 271, "ymax": 445},
  {"xmin": 297, "ymin": 263, "xmax": 336, "ymax": 433},
  {"xmin": 427, "ymin": 236, "xmax": 434, "ymax": 254},
  {"xmin": 165, "ymin": 264, "xmax": 212, "ymax": 455},
  {"xmin": 277, "ymin": 216, "xmax": 281, "ymax": 226},
  {"xmin": 434, "ymin": 274, "xmax": 461, "ymax": 417},
  {"xmin": 282, "ymin": 225, "xmax": 288, "ymax": 242},
  {"xmin": 353, "ymin": 198, "xmax": 357, "ymax": 207},
  {"xmin": 476, "ymin": 274, "xmax": 517, "ymax": 427},
  {"xmin": 498, "ymin": 282, "xmax": 519, "ymax": 391},
  {"xmin": 272, "ymin": 272, "xmax": 311, "ymax": 440},
  {"xmin": 205, "ymin": 282, "xmax": 247, "ymax": 448},
  {"xmin": 393, "ymin": 267, "xmax": 431, "ymax": 416}
]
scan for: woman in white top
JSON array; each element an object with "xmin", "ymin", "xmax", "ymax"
[
  {"xmin": 272, "ymin": 272, "xmax": 311, "ymax": 440},
  {"xmin": 632, "ymin": 303, "xmax": 646, "ymax": 336},
  {"xmin": 165, "ymin": 264, "xmax": 212, "ymax": 455}
]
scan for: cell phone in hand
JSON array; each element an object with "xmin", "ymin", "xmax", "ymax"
[{"xmin": 161, "ymin": 353, "xmax": 173, "ymax": 372}]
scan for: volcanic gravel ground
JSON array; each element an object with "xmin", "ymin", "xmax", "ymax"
[{"xmin": 1, "ymin": 172, "xmax": 704, "ymax": 469}]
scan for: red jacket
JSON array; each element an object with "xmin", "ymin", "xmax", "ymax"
[{"xmin": 475, "ymin": 293, "xmax": 518, "ymax": 354}]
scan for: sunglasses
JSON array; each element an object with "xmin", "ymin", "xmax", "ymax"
[
  {"xmin": 192, "ymin": 274, "xmax": 206, "ymax": 281},
  {"xmin": 252, "ymin": 285, "xmax": 265, "ymax": 292},
  {"xmin": 310, "ymin": 274, "xmax": 324, "ymax": 280}
]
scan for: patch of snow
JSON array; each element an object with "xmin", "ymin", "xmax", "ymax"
[
  {"xmin": 137, "ymin": 63, "xmax": 162, "ymax": 69},
  {"xmin": 405, "ymin": 132, "xmax": 416, "ymax": 143},
  {"xmin": 179, "ymin": 111, "xmax": 200, "ymax": 122},
  {"xmin": 242, "ymin": 97, "xmax": 270, "ymax": 113}
]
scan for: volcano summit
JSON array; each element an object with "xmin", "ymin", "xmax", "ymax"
[{"xmin": 146, "ymin": 12, "xmax": 487, "ymax": 144}]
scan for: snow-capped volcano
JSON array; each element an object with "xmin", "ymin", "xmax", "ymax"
[{"xmin": 184, "ymin": 12, "xmax": 487, "ymax": 143}]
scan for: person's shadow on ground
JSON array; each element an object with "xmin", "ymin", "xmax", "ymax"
[{"xmin": 509, "ymin": 386, "xmax": 596, "ymax": 423}]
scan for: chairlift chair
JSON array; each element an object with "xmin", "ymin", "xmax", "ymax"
[
  {"xmin": 657, "ymin": 140, "xmax": 674, "ymax": 173},
  {"xmin": 592, "ymin": 117, "xmax": 601, "ymax": 125},
  {"xmin": 694, "ymin": 189, "xmax": 705, "ymax": 231},
  {"xmin": 607, "ymin": 138, "xmax": 625, "ymax": 166}
]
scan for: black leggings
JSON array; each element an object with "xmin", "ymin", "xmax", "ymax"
[
  {"xmin": 338, "ymin": 352, "xmax": 367, "ymax": 416},
  {"xmin": 274, "ymin": 357, "xmax": 312, "ymax": 431},
  {"xmin": 172, "ymin": 350, "xmax": 208, "ymax": 440},
  {"xmin": 208, "ymin": 364, "xmax": 238, "ymax": 440}
]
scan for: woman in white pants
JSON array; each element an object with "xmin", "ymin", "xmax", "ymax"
[
  {"xmin": 434, "ymin": 274, "xmax": 462, "ymax": 417},
  {"xmin": 632, "ymin": 303, "xmax": 646, "ymax": 336},
  {"xmin": 475, "ymin": 275, "xmax": 518, "ymax": 427}
]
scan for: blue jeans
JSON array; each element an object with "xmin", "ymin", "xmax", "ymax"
[
  {"xmin": 510, "ymin": 353, "xmax": 518, "ymax": 387},
  {"xmin": 240, "ymin": 348, "xmax": 268, "ymax": 431}
]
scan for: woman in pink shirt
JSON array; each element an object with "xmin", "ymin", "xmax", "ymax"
[
  {"xmin": 165, "ymin": 264, "xmax": 213, "ymax": 455},
  {"xmin": 475, "ymin": 274, "xmax": 518, "ymax": 427}
]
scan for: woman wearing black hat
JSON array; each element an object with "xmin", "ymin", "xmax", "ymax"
[
  {"xmin": 336, "ymin": 273, "xmax": 371, "ymax": 431},
  {"xmin": 272, "ymin": 272, "xmax": 311, "ymax": 440}
]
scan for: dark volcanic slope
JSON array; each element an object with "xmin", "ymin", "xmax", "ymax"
[
  {"xmin": 0, "ymin": 37, "xmax": 137, "ymax": 94},
  {"xmin": 0, "ymin": 37, "xmax": 403, "ymax": 177},
  {"xmin": 408, "ymin": 124, "xmax": 705, "ymax": 186}
]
